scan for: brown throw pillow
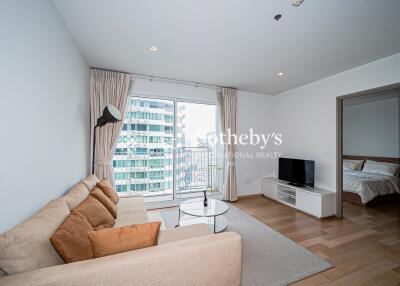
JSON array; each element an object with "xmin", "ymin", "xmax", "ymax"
[
  {"xmin": 96, "ymin": 180, "xmax": 119, "ymax": 204},
  {"xmin": 74, "ymin": 196, "xmax": 115, "ymax": 230},
  {"xmin": 90, "ymin": 187, "xmax": 117, "ymax": 219},
  {"xmin": 88, "ymin": 222, "xmax": 161, "ymax": 258},
  {"xmin": 50, "ymin": 210, "xmax": 94, "ymax": 263}
]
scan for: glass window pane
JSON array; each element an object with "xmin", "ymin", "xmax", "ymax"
[
  {"xmin": 113, "ymin": 96, "xmax": 223, "ymax": 202},
  {"xmin": 113, "ymin": 96, "xmax": 174, "ymax": 200},
  {"xmin": 176, "ymin": 102, "xmax": 222, "ymax": 194}
]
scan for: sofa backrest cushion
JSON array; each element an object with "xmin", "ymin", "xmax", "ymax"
[
  {"xmin": 74, "ymin": 196, "xmax": 115, "ymax": 230},
  {"xmin": 117, "ymin": 196, "xmax": 145, "ymax": 214},
  {"xmin": 90, "ymin": 187, "xmax": 117, "ymax": 219},
  {"xmin": 96, "ymin": 180, "xmax": 119, "ymax": 204},
  {"xmin": 82, "ymin": 174, "xmax": 100, "ymax": 192},
  {"xmin": 50, "ymin": 210, "xmax": 94, "ymax": 263},
  {"xmin": 0, "ymin": 198, "xmax": 69, "ymax": 275},
  {"xmin": 63, "ymin": 182, "xmax": 89, "ymax": 210}
]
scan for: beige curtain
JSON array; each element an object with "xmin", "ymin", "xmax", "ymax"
[
  {"xmin": 217, "ymin": 87, "xmax": 238, "ymax": 202},
  {"xmin": 90, "ymin": 69, "xmax": 133, "ymax": 186}
]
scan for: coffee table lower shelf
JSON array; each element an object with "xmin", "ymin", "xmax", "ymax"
[{"xmin": 177, "ymin": 214, "xmax": 228, "ymax": 233}]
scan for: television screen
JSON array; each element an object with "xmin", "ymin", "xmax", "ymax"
[{"xmin": 278, "ymin": 158, "xmax": 315, "ymax": 187}]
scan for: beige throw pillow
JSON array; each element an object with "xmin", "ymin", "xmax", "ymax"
[
  {"xmin": 0, "ymin": 198, "xmax": 69, "ymax": 275},
  {"xmin": 82, "ymin": 174, "xmax": 100, "ymax": 192},
  {"xmin": 63, "ymin": 182, "xmax": 89, "ymax": 209}
]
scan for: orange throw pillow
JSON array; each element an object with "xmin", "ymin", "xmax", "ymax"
[
  {"xmin": 88, "ymin": 222, "xmax": 161, "ymax": 258},
  {"xmin": 50, "ymin": 210, "xmax": 94, "ymax": 263},
  {"xmin": 74, "ymin": 196, "xmax": 115, "ymax": 230},
  {"xmin": 96, "ymin": 180, "xmax": 119, "ymax": 204},
  {"xmin": 90, "ymin": 187, "xmax": 117, "ymax": 219}
]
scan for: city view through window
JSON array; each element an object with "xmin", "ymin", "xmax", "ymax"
[{"xmin": 113, "ymin": 96, "xmax": 223, "ymax": 201}]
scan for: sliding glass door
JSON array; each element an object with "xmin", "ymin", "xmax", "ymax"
[
  {"xmin": 175, "ymin": 102, "xmax": 223, "ymax": 199},
  {"xmin": 113, "ymin": 95, "xmax": 222, "ymax": 202}
]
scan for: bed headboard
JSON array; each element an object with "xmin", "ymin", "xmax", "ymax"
[{"xmin": 343, "ymin": 155, "xmax": 400, "ymax": 164}]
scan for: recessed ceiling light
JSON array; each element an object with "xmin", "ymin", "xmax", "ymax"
[
  {"xmin": 149, "ymin": 46, "xmax": 157, "ymax": 52},
  {"xmin": 277, "ymin": 72, "xmax": 284, "ymax": 76},
  {"xmin": 292, "ymin": 0, "xmax": 304, "ymax": 7}
]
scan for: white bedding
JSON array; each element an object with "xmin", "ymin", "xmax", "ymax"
[{"xmin": 343, "ymin": 170, "xmax": 400, "ymax": 204}]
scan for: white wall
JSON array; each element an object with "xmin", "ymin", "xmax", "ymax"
[
  {"xmin": 132, "ymin": 79, "xmax": 274, "ymax": 196},
  {"xmin": 343, "ymin": 96, "xmax": 400, "ymax": 157},
  {"xmin": 236, "ymin": 91, "xmax": 274, "ymax": 196},
  {"xmin": 0, "ymin": 0, "xmax": 89, "ymax": 233},
  {"xmin": 273, "ymin": 52, "xmax": 400, "ymax": 191},
  {"xmin": 134, "ymin": 52, "xmax": 400, "ymax": 196}
]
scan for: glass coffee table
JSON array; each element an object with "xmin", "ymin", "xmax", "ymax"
[{"xmin": 177, "ymin": 198, "xmax": 229, "ymax": 233}]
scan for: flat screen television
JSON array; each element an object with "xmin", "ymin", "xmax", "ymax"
[{"xmin": 278, "ymin": 157, "xmax": 315, "ymax": 187}]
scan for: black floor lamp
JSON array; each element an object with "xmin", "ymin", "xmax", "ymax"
[{"xmin": 92, "ymin": 104, "xmax": 122, "ymax": 174}]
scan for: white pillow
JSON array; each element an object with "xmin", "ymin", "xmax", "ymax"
[
  {"xmin": 343, "ymin": 159, "xmax": 364, "ymax": 171},
  {"xmin": 362, "ymin": 160, "xmax": 400, "ymax": 177}
]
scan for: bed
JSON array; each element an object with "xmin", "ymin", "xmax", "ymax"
[{"xmin": 342, "ymin": 155, "xmax": 400, "ymax": 206}]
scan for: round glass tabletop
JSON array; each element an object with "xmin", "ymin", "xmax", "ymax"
[{"xmin": 180, "ymin": 198, "xmax": 229, "ymax": 217}]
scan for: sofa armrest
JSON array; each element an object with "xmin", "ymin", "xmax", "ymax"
[{"xmin": 0, "ymin": 232, "xmax": 242, "ymax": 286}]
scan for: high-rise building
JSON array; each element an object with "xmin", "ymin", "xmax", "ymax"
[{"xmin": 112, "ymin": 97, "xmax": 186, "ymax": 195}]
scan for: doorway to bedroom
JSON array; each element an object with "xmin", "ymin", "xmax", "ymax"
[{"xmin": 336, "ymin": 83, "xmax": 400, "ymax": 218}]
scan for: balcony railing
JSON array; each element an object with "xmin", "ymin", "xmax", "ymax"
[{"xmin": 113, "ymin": 147, "xmax": 223, "ymax": 199}]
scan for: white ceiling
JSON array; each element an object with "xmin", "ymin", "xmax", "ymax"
[{"xmin": 53, "ymin": 0, "xmax": 400, "ymax": 95}]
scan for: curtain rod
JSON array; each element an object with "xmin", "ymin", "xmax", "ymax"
[
  {"xmin": 91, "ymin": 67, "xmax": 234, "ymax": 90},
  {"xmin": 129, "ymin": 73, "xmax": 230, "ymax": 90}
]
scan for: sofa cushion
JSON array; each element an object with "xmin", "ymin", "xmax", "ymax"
[
  {"xmin": 88, "ymin": 222, "xmax": 161, "ymax": 258},
  {"xmin": 90, "ymin": 187, "xmax": 117, "ymax": 219},
  {"xmin": 117, "ymin": 196, "xmax": 145, "ymax": 214},
  {"xmin": 0, "ymin": 198, "xmax": 69, "ymax": 275},
  {"xmin": 0, "ymin": 267, "xmax": 6, "ymax": 277},
  {"xmin": 74, "ymin": 196, "xmax": 115, "ymax": 230},
  {"xmin": 82, "ymin": 174, "xmax": 100, "ymax": 192},
  {"xmin": 114, "ymin": 196, "xmax": 148, "ymax": 227},
  {"xmin": 114, "ymin": 211, "xmax": 149, "ymax": 228},
  {"xmin": 158, "ymin": 224, "xmax": 211, "ymax": 244},
  {"xmin": 50, "ymin": 210, "xmax": 94, "ymax": 263},
  {"xmin": 63, "ymin": 182, "xmax": 89, "ymax": 210},
  {"xmin": 96, "ymin": 180, "xmax": 119, "ymax": 204}
]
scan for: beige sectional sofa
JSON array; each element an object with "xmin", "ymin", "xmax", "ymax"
[{"xmin": 0, "ymin": 175, "xmax": 242, "ymax": 286}]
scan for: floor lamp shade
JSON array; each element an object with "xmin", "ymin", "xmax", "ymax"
[
  {"xmin": 92, "ymin": 104, "xmax": 122, "ymax": 174},
  {"xmin": 97, "ymin": 104, "xmax": 122, "ymax": 126}
]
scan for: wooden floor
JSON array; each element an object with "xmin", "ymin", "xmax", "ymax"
[{"xmin": 233, "ymin": 195, "xmax": 400, "ymax": 286}]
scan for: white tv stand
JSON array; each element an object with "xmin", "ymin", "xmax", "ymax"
[{"xmin": 261, "ymin": 177, "xmax": 336, "ymax": 218}]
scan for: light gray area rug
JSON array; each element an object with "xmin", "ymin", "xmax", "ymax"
[{"xmin": 161, "ymin": 204, "xmax": 332, "ymax": 286}]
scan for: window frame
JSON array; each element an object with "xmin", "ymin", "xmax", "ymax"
[{"xmin": 116, "ymin": 92, "xmax": 222, "ymax": 208}]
